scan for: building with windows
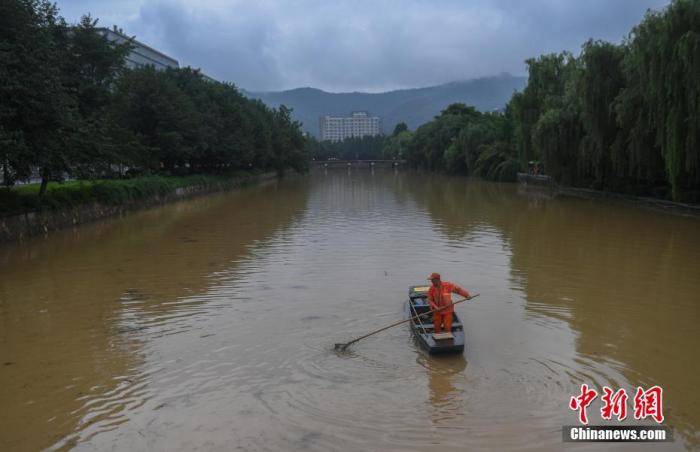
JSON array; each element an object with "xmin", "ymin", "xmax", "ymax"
[
  {"xmin": 97, "ymin": 26, "xmax": 180, "ymax": 71},
  {"xmin": 96, "ymin": 26, "xmax": 219, "ymax": 83},
  {"xmin": 319, "ymin": 111, "xmax": 382, "ymax": 141}
]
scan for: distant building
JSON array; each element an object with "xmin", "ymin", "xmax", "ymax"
[
  {"xmin": 96, "ymin": 26, "xmax": 219, "ymax": 83},
  {"xmin": 97, "ymin": 26, "xmax": 179, "ymax": 71},
  {"xmin": 319, "ymin": 111, "xmax": 381, "ymax": 142}
]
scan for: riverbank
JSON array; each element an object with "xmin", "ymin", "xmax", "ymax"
[
  {"xmin": 516, "ymin": 180, "xmax": 700, "ymax": 216},
  {"xmin": 0, "ymin": 172, "xmax": 277, "ymax": 243}
]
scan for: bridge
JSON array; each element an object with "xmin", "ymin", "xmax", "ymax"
[{"xmin": 311, "ymin": 159, "xmax": 406, "ymax": 168}]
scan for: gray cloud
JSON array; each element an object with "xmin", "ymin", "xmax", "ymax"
[{"xmin": 56, "ymin": 0, "xmax": 670, "ymax": 92}]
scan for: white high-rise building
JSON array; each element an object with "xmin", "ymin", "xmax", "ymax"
[{"xmin": 319, "ymin": 112, "xmax": 381, "ymax": 142}]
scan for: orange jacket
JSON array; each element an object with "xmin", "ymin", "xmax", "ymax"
[{"xmin": 428, "ymin": 282, "xmax": 470, "ymax": 313}]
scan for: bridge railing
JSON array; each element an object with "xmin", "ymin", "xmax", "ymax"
[{"xmin": 311, "ymin": 159, "xmax": 406, "ymax": 168}]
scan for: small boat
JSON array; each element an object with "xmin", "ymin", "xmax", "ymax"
[
  {"xmin": 517, "ymin": 161, "xmax": 553, "ymax": 186},
  {"xmin": 405, "ymin": 285, "xmax": 465, "ymax": 355},
  {"xmin": 516, "ymin": 172, "xmax": 553, "ymax": 186}
]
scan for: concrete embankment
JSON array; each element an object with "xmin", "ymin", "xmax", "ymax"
[
  {"xmin": 0, "ymin": 172, "xmax": 277, "ymax": 243},
  {"xmin": 518, "ymin": 180, "xmax": 700, "ymax": 216}
]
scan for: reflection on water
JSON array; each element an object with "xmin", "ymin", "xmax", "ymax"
[
  {"xmin": 0, "ymin": 170, "xmax": 698, "ymax": 450},
  {"xmin": 420, "ymin": 354, "xmax": 468, "ymax": 423}
]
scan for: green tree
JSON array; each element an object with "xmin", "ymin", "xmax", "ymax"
[
  {"xmin": 109, "ymin": 67, "xmax": 199, "ymax": 173},
  {"xmin": 408, "ymin": 103, "xmax": 480, "ymax": 171},
  {"xmin": 63, "ymin": 15, "xmax": 131, "ymax": 178},
  {"xmin": 511, "ymin": 52, "xmax": 575, "ymax": 168},
  {"xmin": 618, "ymin": 0, "xmax": 700, "ymax": 200},
  {"xmin": 578, "ymin": 40, "xmax": 625, "ymax": 188},
  {"xmin": 0, "ymin": 0, "xmax": 78, "ymax": 194},
  {"xmin": 271, "ymin": 105, "xmax": 307, "ymax": 174},
  {"xmin": 392, "ymin": 122, "xmax": 408, "ymax": 136},
  {"xmin": 383, "ymin": 130, "xmax": 412, "ymax": 160},
  {"xmin": 473, "ymin": 141, "xmax": 519, "ymax": 182}
]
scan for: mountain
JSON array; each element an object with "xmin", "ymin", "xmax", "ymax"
[{"xmin": 244, "ymin": 74, "xmax": 527, "ymax": 137}]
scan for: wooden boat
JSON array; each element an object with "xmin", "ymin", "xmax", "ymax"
[
  {"xmin": 517, "ymin": 172, "xmax": 553, "ymax": 186},
  {"xmin": 405, "ymin": 285, "xmax": 465, "ymax": 355}
]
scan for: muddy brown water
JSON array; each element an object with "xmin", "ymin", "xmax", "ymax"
[{"xmin": 1, "ymin": 170, "xmax": 698, "ymax": 451}]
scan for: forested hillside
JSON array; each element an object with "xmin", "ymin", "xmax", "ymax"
[{"xmin": 247, "ymin": 74, "xmax": 526, "ymax": 136}]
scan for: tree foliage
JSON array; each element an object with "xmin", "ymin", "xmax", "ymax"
[
  {"xmin": 398, "ymin": 103, "xmax": 517, "ymax": 181},
  {"xmin": 0, "ymin": 0, "xmax": 77, "ymax": 192},
  {"xmin": 306, "ymin": 135, "xmax": 387, "ymax": 161},
  {"xmin": 383, "ymin": 130, "xmax": 413, "ymax": 160},
  {"xmin": 617, "ymin": 0, "xmax": 700, "ymax": 199}
]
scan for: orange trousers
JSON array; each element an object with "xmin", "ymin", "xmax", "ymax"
[{"xmin": 433, "ymin": 312, "xmax": 453, "ymax": 333}]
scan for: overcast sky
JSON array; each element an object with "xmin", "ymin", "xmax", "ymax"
[{"xmin": 56, "ymin": 0, "xmax": 670, "ymax": 93}]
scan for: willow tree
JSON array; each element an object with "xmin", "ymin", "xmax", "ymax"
[
  {"xmin": 621, "ymin": 0, "xmax": 700, "ymax": 200},
  {"xmin": 577, "ymin": 40, "xmax": 626, "ymax": 189},
  {"xmin": 511, "ymin": 52, "xmax": 576, "ymax": 168},
  {"xmin": 613, "ymin": 50, "xmax": 663, "ymax": 190},
  {"xmin": 473, "ymin": 141, "xmax": 519, "ymax": 182},
  {"xmin": 531, "ymin": 104, "xmax": 583, "ymax": 186},
  {"xmin": 407, "ymin": 103, "xmax": 479, "ymax": 171}
]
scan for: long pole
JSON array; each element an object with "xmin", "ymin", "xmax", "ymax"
[{"xmin": 334, "ymin": 293, "xmax": 480, "ymax": 351}]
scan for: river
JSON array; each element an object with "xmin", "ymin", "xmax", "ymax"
[{"xmin": 1, "ymin": 170, "xmax": 698, "ymax": 451}]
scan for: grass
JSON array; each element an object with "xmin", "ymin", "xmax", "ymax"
[{"xmin": 0, "ymin": 172, "xmax": 257, "ymax": 217}]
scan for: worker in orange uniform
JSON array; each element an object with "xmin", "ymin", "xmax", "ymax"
[{"xmin": 427, "ymin": 272, "xmax": 470, "ymax": 334}]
